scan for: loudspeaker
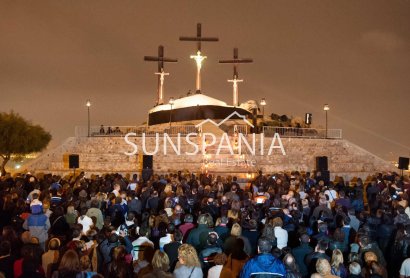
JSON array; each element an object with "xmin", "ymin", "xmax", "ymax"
[
  {"xmin": 316, "ymin": 156, "xmax": 328, "ymax": 171},
  {"xmin": 69, "ymin": 154, "xmax": 79, "ymax": 169},
  {"xmin": 320, "ymin": 170, "xmax": 330, "ymax": 183},
  {"xmin": 398, "ymin": 157, "xmax": 409, "ymax": 170},
  {"xmin": 142, "ymin": 155, "xmax": 153, "ymax": 169}
]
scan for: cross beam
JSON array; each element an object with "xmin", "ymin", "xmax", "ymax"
[
  {"xmin": 219, "ymin": 48, "xmax": 253, "ymax": 106},
  {"xmin": 144, "ymin": 45, "xmax": 177, "ymax": 105},
  {"xmin": 180, "ymin": 23, "xmax": 219, "ymax": 93},
  {"xmin": 180, "ymin": 23, "xmax": 219, "ymax": 51}
]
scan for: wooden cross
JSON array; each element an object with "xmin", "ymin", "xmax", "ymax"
[
  {"xmin": 144, "ymin": 45, "xmax": 177, "ymax": 105},
  {"xmin": 180, "ymin": 23, "xmax": 219, "ymax": 93},
  {"xmin": 219, "ymin": 48, "xmax": 253, "ymax": 106}
]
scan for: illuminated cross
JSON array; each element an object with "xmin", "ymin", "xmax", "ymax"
[
  {"xmin": 154, "ymin": 69, "xmax": 169, "ymax": 106},
  {"xmin": 190, "ymin": 51, "xmax": 207, "ymax": 93},
  {"xmin": 180, "ymin": 23, "xmax": 219, "ymax": 93},
  {"xmin": 219, "ymin": 48, "xmax": 253, "ymax": 106},
  {"xmin": 144, "ymin": 45, "xmax": 177, "ymax": 105},
  {"xmin": 228, "ymin": 77, "xmax": 243, "ymax": 107}
]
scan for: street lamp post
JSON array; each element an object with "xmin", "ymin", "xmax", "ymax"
[
  {"xmin": 86, "ymin": 100, "xmax": 91, "ymax": 137},
  {"xmin": 323, "ymin": 104, "xmax": 330, "ymax": 139},
  {"xmin": 260, "ymin": 98, "xmax": 266, "ymax": 133},
  {"xmin": 260, "ymin": 98, "xmax": 266, "ymax": 119},
  {"xmin": 169, "ymin": 97, "xmax": 175, "ymax": 128}
]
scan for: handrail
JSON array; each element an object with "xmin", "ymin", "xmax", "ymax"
[
  {"xmin": 75, "ymin": 125, "xmax": 199, "ymax": 137},
  {"xmin": 75, "ymin": 125, "xmax": 342, "ymax": 139},
  {"xmin": 262, "ymin": 126, "xmax": 342, "ymax": 139}
]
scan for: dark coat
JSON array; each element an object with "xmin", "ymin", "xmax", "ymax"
[
  {"xmin": 164, "ymin": 241, "xmax": 182, "ymax": 272},
  {"xmin": 291, "ymin": 243, "xmax": 313, "ymax": 277},
  {"xmin": 186, "ymin": 224, "xmax": 212, "ymax": 251}
]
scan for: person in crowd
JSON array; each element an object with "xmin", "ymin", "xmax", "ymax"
[
  {"xmin": 22, "ymin": 201, "xmax": 50, "ymax": 251},
  {"xmin": 221, "ymin": 238, "xmax": 249, "ymax": 278},
  {"xmin": 292, "ymin": 233, "xmax": 313, "ymax": 278},
  {"xmin": 348, "ymin": 262, "xmax": 362, "ymax": 278},
  {"xmin": 239, "ymin": 237, "xmax": 286, "ymax": 278},
  {"xmin": 162, "ymin": 228, "xmax": 181, "ymax": 271},
  {"xmin": 305, "ymin": 239, "xmax": 330, "ymax": 275},
  {"xmin": 107, "ymin": 245, "xmax": 132, "ymax": 278},
  {"xmin": 214, "ymin": 216, "xmax": 230, "ymax": 241},
  {"xmin": 207, "ymin": 253, "xmax": 227, "ymax": 278},
  {"xmin": 52, "ymin": 249, "xmax": 82, "ymax": 278},
  {"xmin": 41, "ymin": 238, "xmax": 60, "ymax": 278},
  {"xmin": 186, "ymin": 214, "xmax": 212, "ymax": 251},
  {"xmin": 179, "ymin": 214, "xmax": 195, "ymax": 240},
  {"xmin": 330, "ymin": 249, "xmax": 348, "ymax": 278},
  {"xmin": 173, "ymin": 244, "xmax": 203, "ymax": 278},
  {"xmin": 0, "ymin": 241, "xmax": 15, "ymax": 278},
  {"xmin": 86, "ymin": 199, "xmax": 104, "ymax": 230},
  {"xmin": 283, "ymin": 253, "xmax": 301, "ymax": 278},
  {"xmin": 199, "ymin": 232, "xmax": 223, "ymax": 272},
  {"xmin": 315, "ymin": 258, "xmax": 338, "ymax": 278},
  {"xmin": 272, "ymin": 217, "xmax": 288, "ymax": 250},
  {"xmin": 142, "ymin": 250, "xmax": 173, "ymax": 278},
  {"xmin": 1, "ymin": 170, "xmax": 410, "ymax": 278},
  {"xmin": 159, "ymin": 223, "xmax": 175, "ymax": 251}
]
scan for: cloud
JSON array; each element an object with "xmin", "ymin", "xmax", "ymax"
[{"xmin": 361, "ymin": 30, "xmax": 406, "ymax": 51}]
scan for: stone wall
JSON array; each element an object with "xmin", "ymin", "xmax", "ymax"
[{"xmin": 23, "ymin": 134, "xmax": 396, "ymax": 180}]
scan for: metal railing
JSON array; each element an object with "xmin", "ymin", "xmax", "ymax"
[
  {"xmin": 234, "ymin": 125, "xmax": 248, "ymax": 135},
  {"xmin": 75, "ymin": 125, "xmax": 341, "ymax": 139},
  {"xmin": 75, "ymin": 125, "xmax": 199, "ymax": 137},
  {"xmin": 262, "ymin": 126, "xmax": 342, "ymax": 139},
  {"xmin": 167, "ymin": 125, "xmax": 199, "ymax": 135}
]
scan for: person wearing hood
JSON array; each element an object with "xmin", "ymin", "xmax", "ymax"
[
  {"xmin": 240, "ymin": 237, "xmax": 287, "ymax": 278},
  {"xmin": 23, "ymin": 200, "xmax": 50, "ymax": 250}
]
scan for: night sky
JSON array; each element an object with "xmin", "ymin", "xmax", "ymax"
[{"xmin": 1, "ymin": 0, "xmax": 409, "ymax": 161}]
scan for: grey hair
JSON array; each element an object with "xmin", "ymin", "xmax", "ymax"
[{"xmin": 349, "ymin": 262, "xmax": 361, "ymax": 275}]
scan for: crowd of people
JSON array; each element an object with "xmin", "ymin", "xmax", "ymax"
[{"xmin": 0, "ymin": 169, "xmax": 410, "ymax": 278}]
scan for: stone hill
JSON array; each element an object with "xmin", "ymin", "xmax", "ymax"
[{"xmin": 23, "ymin": 133, "xmax": 396, "ymax": 180}]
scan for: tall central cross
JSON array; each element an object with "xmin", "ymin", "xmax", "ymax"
[
  {"xmin": 144, "ymin": 45, "xmax": 177, "ymax": 105},
  {"xmin": 180, "ymin": 23, "xmax": 219, "ymax": 93},
  {"xmin": 219, "ymin": 48, "xmax": 253, "ymax": 106}
]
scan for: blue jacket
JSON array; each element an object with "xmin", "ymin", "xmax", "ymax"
[
  {"xmin": 23, "ymin": 213, "xmax": 50, "ymax": 244},
  {"xmin": 240, "ymin": 253, "xmax": 286, "ymax": 278}
]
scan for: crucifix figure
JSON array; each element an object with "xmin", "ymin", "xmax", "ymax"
[
  {"xmin": 219, "ymin": 48, "xmax": 253, "ymax": 106},
  {"xmin": 144, "ymin": 45, "xmax": 177, "ymax": 105},
  {"xmin": 180, "ymin": 23, "xmax": 219, "ymax": 93}
]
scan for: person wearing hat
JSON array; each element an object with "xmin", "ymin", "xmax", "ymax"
[
  {"xmin": 199, "ymin": 232, "xmax": 223, "ymax": 272},
  {"xmin": 23, "ymin": 199, "xmax": 50, "ymax": 251}
]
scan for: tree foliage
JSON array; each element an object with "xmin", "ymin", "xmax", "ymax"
[{"xmin": 0, "ymin": 111, "xmax": 51, "ymax": 175}]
